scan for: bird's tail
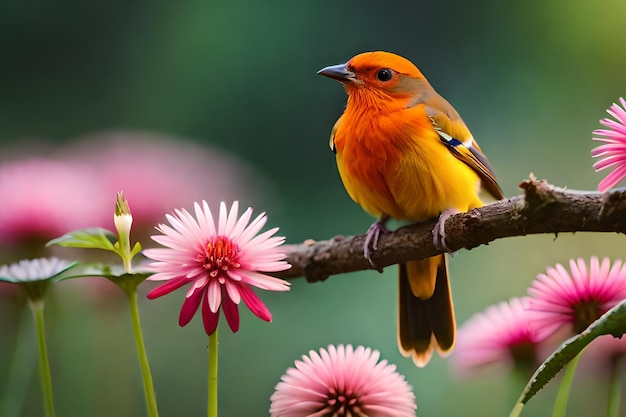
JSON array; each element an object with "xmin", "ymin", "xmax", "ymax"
[{"xmin": 397, "ymin": 255, "xmax": 455, "ymax": 367}]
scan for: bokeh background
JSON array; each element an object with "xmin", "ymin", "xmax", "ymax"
[{"xmin": 1, "ymin": 0, "xmax": 626, "ymax": 416}]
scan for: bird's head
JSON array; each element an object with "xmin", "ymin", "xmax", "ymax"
[{"xmin": 318, "ymin": 51, "xmax": 429, "ymax": 104}]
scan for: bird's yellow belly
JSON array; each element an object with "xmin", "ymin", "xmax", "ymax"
[{"xmin": 336, "ymin": 130, "xmax": 483, "ymax": 222}]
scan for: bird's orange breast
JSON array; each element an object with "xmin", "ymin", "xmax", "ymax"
[{"xmin": 334, "ymin": 104, "xmax": 483, "ymax": 221}]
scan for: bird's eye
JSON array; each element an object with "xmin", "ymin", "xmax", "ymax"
[{"xmin": 376, "ymin": 68, "xmax": 393, "ymax": 82}]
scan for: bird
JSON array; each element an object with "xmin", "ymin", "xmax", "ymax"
[{"xmin": 318, "ymin": 51, "xmax": 504, "ymax": 367}]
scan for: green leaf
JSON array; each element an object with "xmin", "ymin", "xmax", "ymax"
[
  {"xmin": 108, "ymin": 272, "xmax": 153, "ymax": 293},
  {"xmin": 49, "ymin": 261, "xmax": 81, "ymax": 283},
  {"xmin": 47, "ymin": 228, "xmax": 117, "ymax": 251},
  {"xmin": 130, "ymin": 241, "xmax": 143, "ymax": 258},
  {"xmin": 61, "ymin": 263, "xmax": 151, "ymax": 279},
  {"xmin": 512, "ymin": 299, "xmax": 626, "ymax": 413},
  {"xmin": 59, "ymin": 262, "xmax": 153, "ymax": 293},
  {"xmin": 54, "ymin": 262, "xmax": 115, "ymax": 280}
]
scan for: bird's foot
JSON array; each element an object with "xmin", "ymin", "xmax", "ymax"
[
  {"xmin": 364, "ymin": 217, "xmax": 390, "ymax": 272},
  {"xmin": 433, "ymin": 208, "xmax": 460, "ymax": 253}
]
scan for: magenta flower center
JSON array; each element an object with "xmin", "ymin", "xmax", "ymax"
[{"xmin": 199, "ymin": 236, "xmax": 241, "ymax": 280}]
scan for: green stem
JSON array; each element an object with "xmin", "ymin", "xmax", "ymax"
[
  {"xmin": 1, "ymin": 302, "xmax": 36, "ymax": 417},
  {"xmin": 118, "ymin": 233, "xmax": 132, "ymax": 273},
  {"xmin": 552, "ymin": 350, "xmax": 583, "ymax": 417},
  {"xmin": 508, "ymin": 366, "xmax": 530, "ymax": 409},
  {"xmin": 508, "ymin": 364, "xmax": 538, "ymax": 417},
  {"xmin": 127, "ymin": 289, "xmax": 159, "ymax": 417},
  {"xmin": 509, "ymin": 402, "xmax": 525, "ymax": 417},
  {"xmin": 29, "ymin": 298, "xmax": 55, "ymax": 417},
  {"xmin": 606, "ymin": 355, "xmax": 622, "ymax": 417},
  {"xmin": 122, "ymin": 256, "xmax": 132, "ymax": 274},
  {"xmin": 208, "ymin": 330, "xmax": 219, "ymax": 417}
]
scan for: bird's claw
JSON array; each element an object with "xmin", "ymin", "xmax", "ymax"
[
  {"xmin": 432, "ymin": 208, "xmax": 459, "ymax": 253},
  {"xmin": 364, "ymin": 219, "xmax": 390, "ymax": 272}
]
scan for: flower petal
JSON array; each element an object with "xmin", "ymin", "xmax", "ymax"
[
  {"xmin": 239, "ymin": 285, "xmax": 272, "ymax": 322},
  {"xmin": 196, "ymin": 201, "xmax": 217, "ymax": 237},
  {"xmin": 222, "ymin": 287, "xmax": 240, "ymax": 333},
  {"xmin": 592, "ymin": 97, "xmax": 626, "ymax": 192},
  {"xmin": 206, "ymin": 279, "xmax": 222, "ymax": 313},
  {"xmin": 179, "ymin": 287, "xmax": 204, "ymax": 326},
  {"xmin": 147, "ymin": 276, "xmax": 189, "ymax": 299},
  {"xmin": 202, "ymin": 290, "xmax": 219, "ymax": 335}
]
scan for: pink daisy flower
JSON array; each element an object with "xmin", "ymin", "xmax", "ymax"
[
  {"xmin": 591, "ymin": 97, "xmax": 626, "ymax": 192},
  {"xmin": 453, "ymin": 297, "xmax": 545, "ymax": 375},
  {"xmin": 270, "ymin": 344, "xmax": 417, "ymax": 417},
  {"xmin": 0, "ymin": 158, "xmax": 108, "ymax": 248},
  {"xmin": 528, "ymin": 257, "xmax": 626, "ymax": 338},
  {"xmin": 143, "ymin": 201, "xmax": 290, "ymax": 335}
]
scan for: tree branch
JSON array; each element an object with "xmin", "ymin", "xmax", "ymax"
[{"xmin": 276, "ymin": 179, "xmax": 626, "ymax": 282}]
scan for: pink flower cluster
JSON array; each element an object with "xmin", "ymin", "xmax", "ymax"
[
  {"xmin": 454, "ymin": 257, "xmax": 626, "ymax": 375},
  {"xmin": 0, "ymin": 131, "xmax": 256, "ymax": 259}
]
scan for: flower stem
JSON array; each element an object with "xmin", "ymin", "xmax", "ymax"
[
  {"xmin": 606, "ymin": 355, "xmax": 622, "ymax": 417},
  {"xmin": 552, "ymin": 350, "xmax": 583, "ymax": 417},
  {"xmin": 208, "ymin": 330, "xmax": 219, "ymax": 417},
  {"xmin": 127, "ymin": 289, "xmax": 159, "ymax": 417},
  {"xmin": 508, "ymin": 363, "xmax": 539, "ymax": 417},
  {"xmin": 122, "ymin": 256, "xmax": 132, "ymax": 274},
  {"xmin": 117, "ymin": 230, "xmax": 132, "ymax": 273},
  {"xmin": 2, "ymin": 302, "xmax": 37, "ymax": 417},
  {"xmin": 29, "ymin": 298, "xmax": 55, "ymax": 417},
  {"xmin": 509, "ymin": 402, "xmax": 525, "ymax": 417}
]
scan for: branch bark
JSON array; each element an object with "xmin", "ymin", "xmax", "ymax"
[{"xmin": 276, "ymin": 179, "xmax": 626, "ymax": 282}]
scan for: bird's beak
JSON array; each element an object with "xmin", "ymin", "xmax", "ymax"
[{"xmin": 317, "ymin": 63, "xmax": 356, "ymax": 83}]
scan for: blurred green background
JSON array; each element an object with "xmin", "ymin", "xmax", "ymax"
[{"xmin": 1, "ymin": 0, "xmax": 626, "ymax": 415}]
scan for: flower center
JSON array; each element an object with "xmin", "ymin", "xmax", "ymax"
[
  {"xmin": 198, "ymin": 236, "xmax": 240, "ymax": 280},
  {"xmin": 324, "ymin": 388, "xmax": 364, "ymax": 416},
  {"xmin": 509, "ymin": 339, "xmax": 538, "ymax": 375},
  {"xmin": 573, "ymin": 300, "xmax": 602, "ymax": 334}
]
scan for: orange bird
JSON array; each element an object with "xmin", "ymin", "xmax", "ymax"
[{"xmin": 318, "ymin": 51, "xmax": 504, "ymax": 367}]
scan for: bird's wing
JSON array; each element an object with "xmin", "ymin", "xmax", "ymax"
[
  {"xmin": 403, "ymin": 77, "xmax": 504, "ymax": 199},
  {"xmin": 422, "ymin": 94, "xmax": 504, "ymax": 200},
  {"xmin": 435, "ymin": 128, "xmax": 504, "ymax": 200},
  {"xmin": 328, "ymin": 115, "xmax": 343, "ymax": 154}
]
